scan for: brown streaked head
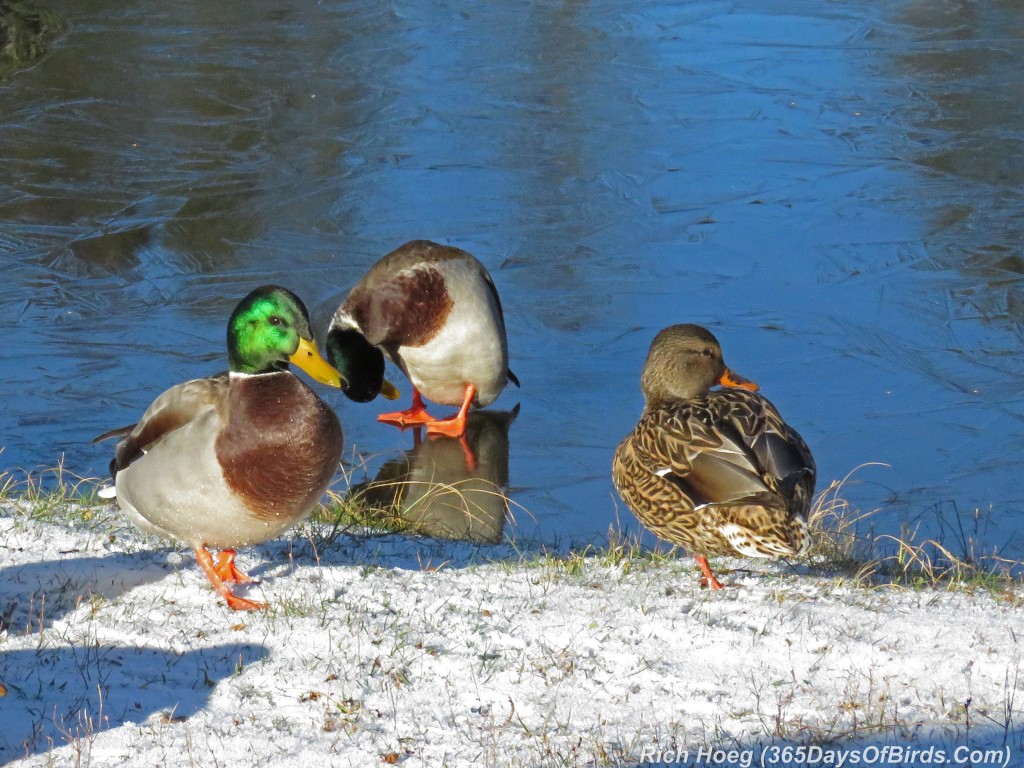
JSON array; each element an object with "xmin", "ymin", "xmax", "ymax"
[{"xmin": 639, "ymin": 323, "xmax": 759, "ymax": 409}]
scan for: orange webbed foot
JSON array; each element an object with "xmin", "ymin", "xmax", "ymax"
[
  {"xmin": 378, "ymin": 389, "xmax": 437, "ymax": 428},
  {"xmin": 222, "ymin": 592, "xmax": 268, "ymax": 612},
  {"xmin": 423, "ymin": 383, "xmax": 476, "ymax": 439},
  {"xmin": 378, "ymin": 407, "xmax": 436, "ymax": 427},
  {"xmin": 424, "ymin": 414, "xmax": 468, "ymax": 439},
  {"xmin": 195, "ymin": 547, "xmax": 267, "ymax": 611}
]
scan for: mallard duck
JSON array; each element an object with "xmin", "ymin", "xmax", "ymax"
[
  {"xmin": 612, "ymin": 324, "xmax": 815, "ymax": 589},
  {"xmin": 95, "ymin": 286, "xmax": 345, "ymax": 611},
  {"xmin": 326, "ymin": 239, "xmax": 519, "ymax": 438}
]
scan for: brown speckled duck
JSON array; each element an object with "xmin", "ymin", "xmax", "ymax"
[
  {"xmin": 326, "ymin": 240, "xmax": 519, "ymax": 439},
  {"xmin": 612, "ymin": 324, "xmax": 815, "ymax": 589},
  {"xmin": 95, "ymin": 286, "xmax": 345, "ymax": 611}
]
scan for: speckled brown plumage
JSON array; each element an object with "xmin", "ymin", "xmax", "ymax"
[{"xmin": 612, "ymin": 324, "xmax": 815, "ymax": 588}]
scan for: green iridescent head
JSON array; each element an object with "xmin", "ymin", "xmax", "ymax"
[{"xmin": 227, "ymin": 285, "xmax": 343, "ymax": 386}]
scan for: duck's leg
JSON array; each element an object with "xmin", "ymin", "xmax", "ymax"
[
  {"xmin": 378, "ymin": 388, "xmax": 436, "ymax": 428},
  {"xmin": 194, "ymin": 546, "xmax": 267, "ymax": 611},
  {"xmin": 694, "ymin": 554, "xmax": 725, "ymax": 590},
  {"xmin": 213, "ymin": 549, "xmax": 256, "ymax": 584},
  {"xmin": 424, "ymin": 384, "xmax": 475, "ymax": 439}
]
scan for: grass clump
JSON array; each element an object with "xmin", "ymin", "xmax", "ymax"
[
  {"xmin": 0, "ymin": 455, "xmax": 110, "ymax": 527},
  {"xmin": 316, "ymin": 484, "xmax": 415, "ymax": 540},
  {"xmin": 515, "ymin": 525, "xmax": 675, "ymax": 580},
  {"xmin": 807, "ymin": 465, "xmax": 1022, "ymax": 593}
]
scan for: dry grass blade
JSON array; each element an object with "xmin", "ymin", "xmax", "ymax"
[
  {"xmin": 0, "ymin": 455, "xmax": 108, "ymax": 526},
  {"xmin": 804, "ymin": 463, "xmax": 888, "ymax": 573},
  {"xmin": 806, "ymin": 464, "xmax": 1022, "ymax": 591}
]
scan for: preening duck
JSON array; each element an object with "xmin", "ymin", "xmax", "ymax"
[
  {"xmin": 612, "ymin": 324, "xmax": 815, "ymax": 589},
  {"xmin": 326, "ymin": 239, "xmax": 519, "ymax": 438}
]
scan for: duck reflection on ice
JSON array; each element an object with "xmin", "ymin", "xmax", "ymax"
[{"xmin": 349, "ymin": 406, "xmax": 519, "ymax": 544}]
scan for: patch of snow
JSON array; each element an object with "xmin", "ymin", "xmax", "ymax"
[{"xmin": 1, "ymin": 513, "xmax": 1022, "ymax": 767}]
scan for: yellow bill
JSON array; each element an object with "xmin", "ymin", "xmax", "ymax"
[
  {"xmin": 290, "ymin": 337, "xmax": 346, "ymax": 388},
  {"xmin": 380, "ymin": 378, "xmax": 401, "ymax": 400}
]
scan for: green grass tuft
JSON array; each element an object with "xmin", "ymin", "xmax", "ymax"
[{"xmin": 0, "ymin": 454, "xmax": 110, "ymax": 527}]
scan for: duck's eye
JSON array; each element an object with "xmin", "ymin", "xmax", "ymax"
[
  {"xmin": 268, "ymin": 315, "xmax": 284, "ymax": 327},
  {"xmin": 701, "ymin": 347, "xmax": 713, "ymax": 357}
]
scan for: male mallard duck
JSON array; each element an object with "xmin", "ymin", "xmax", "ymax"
[
  {"xmin": 612, "ymin": 324, "xmax": 815, "ymax": 589},
  {"xmin": 95, "ymin": 286, "xmax": 345, "ymax": 611},
  {"xmin": 326, "ymin": 239, "xmax": 519, "ymax": 438}
]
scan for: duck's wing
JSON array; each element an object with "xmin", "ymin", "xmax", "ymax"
[
  {"xmin": 629, "ymin": 401, "xmax": 810, "ymax": 558},
  {"xmin": 105, "ymin": 373, "xmax": 230, "ymax": 475},
  {"xmin": 638, "ymin": 404, "xmax": 771, "ymax": 509},
  {"xmin": 722, "ymin": 389, "xmax": 816, "ymax": 499},
  {"xmin": 478, "ymin": 268, "xmax": 521, "ymax": 387}
]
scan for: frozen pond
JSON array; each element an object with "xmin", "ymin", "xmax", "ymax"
[{"xmin": 3, "ymin": 0, "xmax": 1024, "ymax": 558}]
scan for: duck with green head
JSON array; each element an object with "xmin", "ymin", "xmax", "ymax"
[
  {"xmin": 96, "ymin": 286, "xmax": 345, "ymax": 611},
  {"xmin": 612, "ymin": 324, "xmax": 815, "ymax": 590}
]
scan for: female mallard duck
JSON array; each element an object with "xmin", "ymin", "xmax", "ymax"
[
  {"xmin": 612, "ymin": 324, "xmax": 815, "ymax": 589},
  {"xmin": 95, "ymin": 286, "xmax": 345, "ymax": 611},
  {"xmin": 326, "ymin": 239, "xmax": 519, "ymax": 439}
]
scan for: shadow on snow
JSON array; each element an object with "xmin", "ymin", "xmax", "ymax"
[{"xmin": 0, "ymin": 641, "xmax": 265, "ymax": 762}]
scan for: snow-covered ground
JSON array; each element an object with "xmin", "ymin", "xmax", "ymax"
[{"xmin": 1, "ymin": 509, "xmax": 1022, "ymax": 768}]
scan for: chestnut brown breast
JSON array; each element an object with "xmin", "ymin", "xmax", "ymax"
[
  {"xmin": 348, "ymin": 265, "xmax": 453, "ymax": 348},
  {"xmin": 216, "ymin": 373, "xmax": 343, "ymax": 522}
]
